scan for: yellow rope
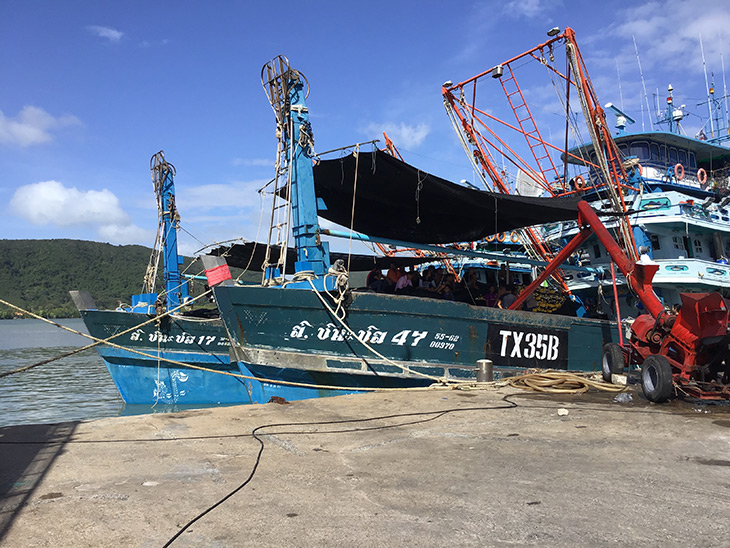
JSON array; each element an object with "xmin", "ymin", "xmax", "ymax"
[
  {"xmin": 346, "ymin": 144, "xmax": 360, "ymax": 273},
  {"xmin": 0, "ymin": 292, "xmax": 214, "ymax": 378},
  {"xmin": 306, "ymin": 278, "xmax": 453, "ymax": 385},
  {"xmin": 508, "ymin": 370, "xmax": 626, "ymax": 394},
  {"xmin": 0, "ymin": 297, "xmax": 452, "ymax": 393}
]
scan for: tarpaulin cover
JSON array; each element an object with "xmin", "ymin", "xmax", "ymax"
[{"xmin": 312, "ymin": 149, "xmax": 582, "ymax": 244}]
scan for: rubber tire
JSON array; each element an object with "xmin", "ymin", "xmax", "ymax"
[
  {"xmin": 602, "ymin": 343, "xmax": 625, "ymax": 383},
  {"xmin": 641, "ymin": 354, "xmax": 674, "ymax": 403}
]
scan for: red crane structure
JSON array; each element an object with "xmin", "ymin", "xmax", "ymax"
[{"xmin": 442, "ymin": 27, "xmax": 639, "ymax": 273}]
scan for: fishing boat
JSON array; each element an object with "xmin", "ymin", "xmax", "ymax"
[
  {"xmin": 211, "ymin": 52, "xmax": 625, "ymax": 404},
  {"xmin": 548, "ymin": 96, "xmax": 730, "ymax": 317},
  {"xmin": 71, "ymin": 152, "xmax": 250, "ymax": 405},
  {"xmin": 442, "ymin": 30, "xmax": 730, "ymax": 321}
]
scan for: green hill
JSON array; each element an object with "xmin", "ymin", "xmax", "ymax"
[{"xmin": 1, "ymin": 239, "xmax": 179, "ymax": 318}]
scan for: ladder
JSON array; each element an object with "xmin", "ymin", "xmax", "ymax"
[
  {"xmin": 498, "ymin": 63, "xmax": 563, "ymax": 189},
  {"xmin": 260, "ymin": 56, "xmax": 295, "ymax": 285}
]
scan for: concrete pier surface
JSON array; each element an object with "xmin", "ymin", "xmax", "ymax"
[{"xmin": 2, "ymin": 385, "xmax": 729, "ymax": 547}]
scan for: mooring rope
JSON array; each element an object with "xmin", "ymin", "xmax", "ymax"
[
  {"xmin": 0, "ymin": 296, "xmax": 450, "ymax": 392},
  {"xmin": 306, "ymin": 279, "xmax": 457, "ymax": 385},
  {"xmin": 1, "ymin": 299, "xmax": 623, "ymax": 397},
  {"xmin": 0, "ymin": 291, "xmax": 213, "ymax": 378}
]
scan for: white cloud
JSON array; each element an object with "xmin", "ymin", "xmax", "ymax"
[
  {"xmin": 87, "ymin": 25, "xmax": 124, "ymax": 43},
  {"xmin": 233, "ymin": 157, "xmax": 274, "ymax": 167},
  {"xmin": 607, "ymin": 0, "xmax": 730, "ymax": 75},
  {"xmin": 503, "ymin": 0, "xmax": 555, "ymax": 19},
  {"xmin": 177, "ymin": 180, "xmax": 267, "ymax": 212},
  {"xmin": 363, "ymin": 122, "xmax": 430, "ymax": 149},
  {"xmin": 97, "ymin": 223, "xmax": 153, "ymax": 244},
  {"xmin": 10, "ymin": 180, "xmax": 149, "ymax": 244},
  {"xmin": 11, "ymin": 181, "xmax": 128, "ymax": 225},
  {"xmin": 0, "ymin": 106, "xmax": 81, "ymax": 147},
  {"xmin": 139, "ymin": 38, "xmax": 169, "ymax": 48}
]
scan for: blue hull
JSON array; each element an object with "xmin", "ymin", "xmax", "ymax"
[
  {"xmin": 238, "ymin": 361, "xmax": 428, "ymax": 404},
  {"xmin": 99, "ymin": 346, "xmax": 254, "ymax": 404},
  {"xmin": 215, "ymin": 285, "xmax": 621, "ymax": 404},
  {"xmin": 80, "ymin": 309, "xmax": 255, "ymax": 405}
]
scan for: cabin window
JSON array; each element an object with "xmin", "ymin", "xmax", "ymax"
[
  {"xmin": 669, "ymin": 147, "xmax": 678, "ymax": 165},
  {"xmin": 672, "ymin": 236, "xmax": 683, "ymax": 250},
  {"xmin": 694, "ymin": 239, "xmax": 703, "ymax": 254},
  {"xmin": 618, "ymin": 143, "xmax": 629, "ymax": 157},
  {"xmin": 678, "ymin": 149, "xmax": 687, "ymax": 166},
  {"xmin": 630, "ymin": 141, "xmax": 649, "ymax": 160},
  {"xmin": 659, "ymin": 145, "xmax": 668, "ymax": 166},
  {"xmin": 650, "ymin": 143, "xmax": 660, "ymax": 162},
  {"xmin": 688, "ymin": 152, "xmax": 696, "ymax": 169},
  {"xmin": 650, "ymin": 234, "xmax": 661, "ymax": 250},
  {"xmin": 593, "ymin": 244, "xmax": 601, "ymax": 258}
]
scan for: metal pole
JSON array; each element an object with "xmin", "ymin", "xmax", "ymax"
[{"xmin": 610, "ymin": 262, "xmax": 624, "ymax": 346}]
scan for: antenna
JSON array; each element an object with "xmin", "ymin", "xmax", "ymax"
[
  {"xmin": 616, "ymin": 60, "xmax": 625, "ymax": 111},
  {"xmin": 633, "ymin": 36, "xmax": 653, "ymax": 131},
  {"xmin": 700, "ymin": 34, "xmax": 715, "ymax": 137},
  {"xmin": 722, "ymin": 45, "xmax": 729, "ymax": 136}
]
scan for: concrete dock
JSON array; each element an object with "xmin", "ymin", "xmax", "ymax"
[{"xmin": 2, "ymin": 385, "xmax": 729, "ymax": 547}]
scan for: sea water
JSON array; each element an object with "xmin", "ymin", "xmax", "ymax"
[{"xmin": 0, "ymin": 318, "xmax": 124, "ymax": 427}]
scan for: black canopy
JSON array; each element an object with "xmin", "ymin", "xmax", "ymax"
[
  {"xmin": 208, "ymin": 242, "xmax": 431, "ymax": 273},
  {"xmin": 312, "ymin": 150, "xmax": 582, "ymax": 244}
]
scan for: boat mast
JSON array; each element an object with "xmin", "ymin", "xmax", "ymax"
[
  {"xmin": 261, "ymin": 56, "xmax": 331, "ymax": 284},
  {"xmin": 720, "ymin": 54, "xmax": 730, "ymax": 135},
  {"xmin": 147, "ymin": 150, "xmax": 189, "ymax": 311},
  {"xmin": 700, "ymin": 35, "xmax": 716, "ymax": 138},
  {"xmin": 633, "ymin": 35, "xmax": 653, "ymax": 132}
]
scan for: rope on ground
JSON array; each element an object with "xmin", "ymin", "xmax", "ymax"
[{"xmin": 507, "ymin": 371, "xmax": 627, "ymax": 394}]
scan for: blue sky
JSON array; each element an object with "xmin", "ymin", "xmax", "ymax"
[{"xmin": 2, "ymin": 0, "xmax": 730, "ymax": 256}]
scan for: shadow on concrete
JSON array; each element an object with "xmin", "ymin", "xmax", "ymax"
[{"xmin": 0, "ymin": 421, "xmax": 78, "ymax": 543}]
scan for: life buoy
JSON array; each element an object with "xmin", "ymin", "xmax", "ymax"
[
  {"xmin": 697, "ymin": 167, "xmax": 707, "ymax": 185},
  {"xmin": 496, "ymin": 232, "xmax": 506, "ymax": 243},
  {"xmin": 486, "ymin": 234, "xmax": 495, "ymax": 242},
  {"xmin": 674, "ymin": 163, "xmax": 685, "ymax": 181},
  {"xmin": 574, "ymin": 175, "xmax": 586, "ymax": 190},
  {"xmin": 510, "ymin": 231, "xmax": 520, "ymax": 243}
]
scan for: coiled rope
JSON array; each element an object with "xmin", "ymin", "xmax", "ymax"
[{"xmin": 508, "ymin": 370, "xmax": 626, "ymax": 394}]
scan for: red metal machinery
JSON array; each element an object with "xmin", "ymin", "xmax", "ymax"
[{"xmin": 510, "ymin": 201, "xmax": 730, "ymax": 402}]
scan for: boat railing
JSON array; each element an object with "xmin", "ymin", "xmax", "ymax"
[{"xmin": 654, "ymin": 258, "xmax": 730, "ymax": 282}]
